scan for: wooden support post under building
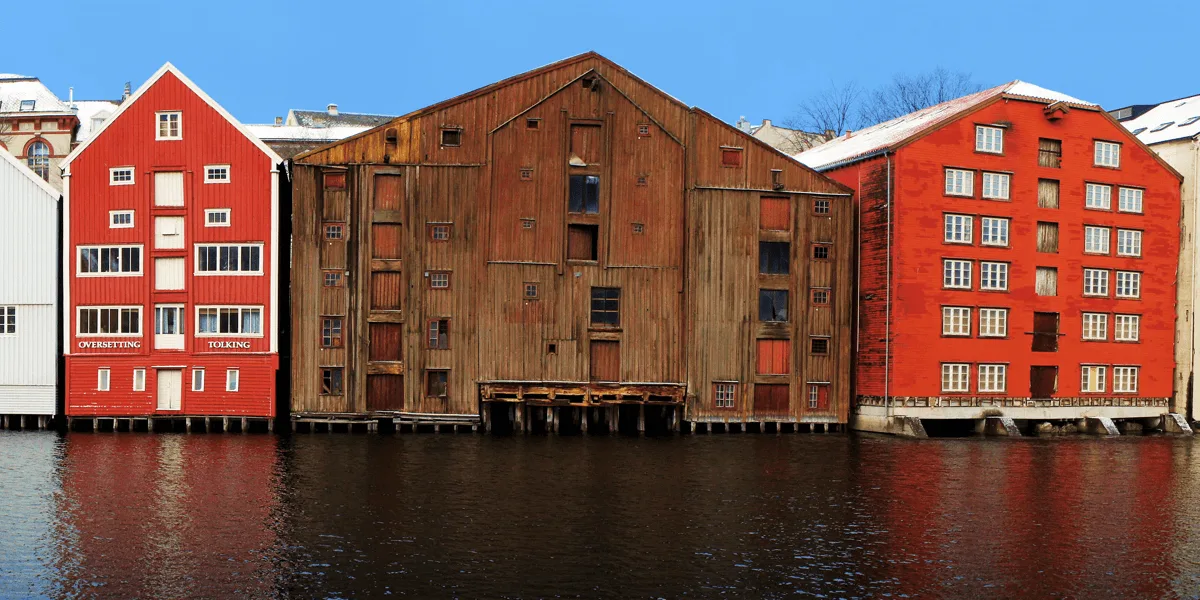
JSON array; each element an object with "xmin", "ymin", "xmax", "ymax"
[
  {"xmin": 484, "ymin": 405, "xmax": 492, "ymax": 433},
  {"xmin": 551, "ymin": 407, "xmax": 559, "ymax": 434},
  {"xmin": 514, "ymin": 403, "xmax": 525, "ymax": 434},
  {"xmin": 241, "ymin": 417, "xmax": 249, "ymax": 433},
  {"xmin": 268, "ymin": 419, "xmax": 275, "ymax": 433},
  {"xmin": 581, "ymin": 407, "xmax": 589, "ymax": 434},
  {"xmin": 638, "ymin": 404, "xmax": 645, "ymax": 435}
]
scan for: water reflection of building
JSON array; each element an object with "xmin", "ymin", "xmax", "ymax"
[{"xmin": 52, "ymin": 435, "xmax": 282, "ymax": 597}]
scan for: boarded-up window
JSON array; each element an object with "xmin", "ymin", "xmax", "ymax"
[
  {"xmin": 371, "ymin": 272, "xmax": 402, "ymax": 310},
  {"xmin": 1032, "ymin": 312, "xmax": 1059, "ymax": 352},
  {"xmin": 756, "ymin": 339, "xmax": 791, "ymax": 374},
  {"xmin": 721, "ymin": 147, "xmax": 744, "ymax": 167},
  {"xmin": 753, "ymin": 384, "xmax": 789, "ymax": 415},
  {"xmin": 589, "ymin": 340, "xmax": 620, "ymax": 382},
  {"xmin": 154, "ymin": 217, "xmax": 185, "ymax": 249},
  {"xmin": 810, "ymin": 337, "xmax": 829, "ymax": 355},
  {"xmin": 324, "ymin": 172, "xmax": 346, "ymax": 190},
  {"xmin": 1036, "ymin": 222, "xmax": 1059, "ymax": 253},
  {"xmin": 1038, "ymin": 179, "xmax": 1060, "ymax": 209},
  {"xmin": 374, "ymin": 174, "xmax": 403, "ymax": 211},
  {"xmin": 759, "ymin": 242, "xmax": 790, "ymax": 275},
  {"xmin": 1035, "ymin": 267, "xmax": 1058, "ymax": 297},
  {"xmin": 569, "ymin": 124, "xmax": 602, "ymax": 166},
  {"xmin": 372, "ymin": 224, "xmax": 402, "ymax": 259},
  {"xmin": 154, "ymin": 171, "xmax": 184, "ymax": 207},
  {"xmin": 1038, "ymin": 139, "xmax": 1062, "ymax": 168},
  {"xmin": 567, "ymin": 224, "xmax": 598, "ymax": 261},
  {"xmin": 155, "ymin": 257, "xmax": 185, "ymax": 291},
  {"xmin": 368, "ymin": 323, "xmax": 403, "ymax": 362},
  {"xmin": 760, "ymin": 196, "xmax": 791, "ymax": 231}
]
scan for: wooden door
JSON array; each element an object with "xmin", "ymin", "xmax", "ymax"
[
  {"xmin": 155, "ymin": 258, "xmax": 185, "ymax": 291},
  {"xmin": 157, "ymin": 369, "xmax": 182, "ymax": 411},
  {"xmin": 369, "ymin": 323, "xmax": 403, "ymax": 362},
  {"xmin": 366, "ymin": 375, "xmax": 404, "ymax": 411},
  {"xmin": 569, "ymin": 124, "xmax": 602, "ymax": 166},
  {"xmin": 154, "ymin": 217, "xmax": 185, "ymax": 249},
  {"xmin": 1030, "ymin": 366, "xmax": 1058, "ymax": 398},
  {"xmin": 1032, "ymin": 312, "xmax": 1059, "ymax": 352},
  {"xmin": 154, "ymin": 172, "xmax": 184, "ymax": 207},
  {"xmin": 754, "ymin": 384, "xmax": 790, "ymax": 416},
  {"xmin": 589, "ymin": 340, "xmax": 620, "ymax": 382},
  {"xmin": 371, "ymin": 272, "xmax": 403, "ymax": 310},
  {"xmin": 755, "ymin": 339, "xmax": 791, "ymax": 375}
]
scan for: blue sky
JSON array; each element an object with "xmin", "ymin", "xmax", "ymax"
[{"xmin": 9, "ymin": 0, "xmax": 1200, "ymax": 126}]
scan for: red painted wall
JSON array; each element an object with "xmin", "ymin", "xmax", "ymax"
[
  {"xmin": 828, "ymin": 98, "xmax": 1181, "ymax": 400},
  {"xmin": 65, "ymin": 69, "xmax": 278, "ymax": 417}
]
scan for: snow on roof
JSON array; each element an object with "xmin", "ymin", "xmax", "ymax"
[
  {"xmin": 796, "ymin": 81, "xmax": 1097, "ymax": 171},
  {"xmin": 1120, "ymin": 93, "xmax": 1200, "ymax": 146},
  {"xmin": 246, "ymin": 124, "xmax": 374, "ymax": 142},
  {"xmin": 72, "ymin": 99, "xmax": 122, "ymax": 142},
  {"xmin": 0, "ymin": 76, "xmax": 72, "ymax": 114}
]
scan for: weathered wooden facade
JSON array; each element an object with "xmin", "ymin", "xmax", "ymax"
[{"xmin": 291, "ymin": 52, "xmax": 853, "ymax": 431}]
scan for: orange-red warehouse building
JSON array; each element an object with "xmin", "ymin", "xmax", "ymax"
[
  {"xmin": 798, "ymin": 81, "xmax": 1183, "ymax": 435},
  {"xmin": 61, "ymin": 64, "xmax": 282, "ymax": 426}
]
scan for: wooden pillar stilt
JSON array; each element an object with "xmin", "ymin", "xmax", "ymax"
[
  {"xmin": 268, "ymin": 419, "xmax": 275, "ymax": 433},
  {"xmin": 223, "ymin": 417, "xmax": 230, "ymax": 432},
  {"xmin": 240, "ymin": 417, "xmax": 249, "ymax": 433},
  {"xmin": 515, "ymin": 403, "xmax": 525, "ymax": 434},
  {"xmin": 551, "ymin": 407, "xmax": 559, "ymax": 434},
  {"xmin": 484, "ymin": 404, "xmax": 492, "ymax": 433},
  {"xmin": 637, "ymin": 404, "xmax": 645, "ymax": 436},
  {"xmin": 581, "ymin": 407, "xmax": 589, "ymax": 434}
]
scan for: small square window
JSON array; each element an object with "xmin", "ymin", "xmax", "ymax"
[
  {"xmin": 321, "ymin": 368, "xmax": 344, "ymax": 395},
  {"xmin": 720, "ymin": 147, "xmax": 743, "ymax": 168},
  {"xmin": 636, "ymin": 175, "xmax": 648, "ymax": 187},
  {"xmin": 810, "ymin": 338, "xmax": 830, "ymax": 355},
  {"xmin": 0, "ymin": 306, "xmax": 14, "ymax": 335},
  {"xmin": 637, "ymin": 123, "xmax": 651, "ymax": 137},
  {"xmin": 814, "ymin": 199, "xmax": 830, "ymax": 215},
  {"xmin": 324, "ymin": 172, "xmax": 346, "ymax": 190},
  {"xmin": 812, "ymin": 244, "xmax": 831, "ymax": 260},
  {"xmin": 632, "ymin": 222, "xmax": 644, "ymax": 235},
  {"xmin": 526, "ymin": 118, "xmax": 541, "ymax": 130},
  {"xmin": 524, "ymin": 282, "xmax": 539, "ymax": 299},
  {"xmin": 520, "ymin": 167, "xmax": 534, "ymax": 181},
  {"xmin": 325, "ymin": 223, "xmax": 345, "ymax": 240},
  {"xmin": 204, "ymin": 165, "xmax": 230, "ymax": 183},
  {"xmin": 323, "ymin": 271, "xmax": 343, "ymax": 287},
  {"xmin": 521, "ymin": 218, "xmax": 535, "ymax": 230},
  {"xmin": 429, "ymin": 224, "xmax": 452, "ymax": 241},
  {"xmin": 811, "ymin": 288, "xmax": 830, "ymax": 306},
  {"xmin": 441, "ymin": 127, "xmax": 462, "ymax": 147},
  {"xmin": 547, "ymin": 342, "xmax": 557, "ymax": 354},
  {"xmin": 156, "ymin": 111, "xmax": 182, "ymax": 140},
  {"xmin": 110, "ymin": 167, "xmax": 135, "ymax": 185},
  {"xmin": 110, "ymin": 210, "xmax": 134, "ymax": 229},
  {"xmin": 430, "ymin": 271, "xmax": 451, "ymax": 289},
  {"xmin": 19, "ymin": 99, "xmax": 36, "ymax": 112},
  {"xmin": 205, "ymin": 209, "xmax": 231, "ymax": 227},
  {"xmin": 321, "ymin": 317, "xmax": 344, "ymax": 348}
]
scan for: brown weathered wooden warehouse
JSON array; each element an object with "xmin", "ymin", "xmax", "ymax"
[{"xmin": 290, "ymin": 52, "xmax": 854, "ymax": 432}]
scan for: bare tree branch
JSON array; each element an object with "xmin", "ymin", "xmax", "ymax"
[
  {"xmin": 858, "ymin": 68, "xmax": 982, "ymax": 126},
  {"xmin": 785, "ymin": 80, "xmax": 863, "ymax": 139}
]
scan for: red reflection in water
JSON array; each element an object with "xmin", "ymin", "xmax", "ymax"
[{"xmin": 52, "ymin": 435, "xmax": 282, "ymax": 598}]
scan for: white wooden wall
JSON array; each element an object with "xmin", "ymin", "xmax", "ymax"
[{"xmin": 0, "ymin": 150, "xmax": 60, "ymax": 415}]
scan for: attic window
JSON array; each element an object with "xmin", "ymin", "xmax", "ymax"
[
  {"xmin": 19, "ymin": 100, "xmax": 35, "ymax": 112},
  {"xmin": 385, "ymin": 128, "xmax": 398, "ymax": 145},
  {"xmin": 440, "ymin": 127, "xmax": 462, "ymax": 147},
  {"xmin": 637, "ymin": 124, "xmax": 651, "ymax": 137},
  {"xmin": 1182, "ymin": 116, "xmax": 1200, "ymax": 126},
  {"xmin": 720, "ymin": 146, "xmax": 744, "ymax": 168},
  {"xmin": 1132, "ymin": 127, "xmax": 1147, "ymax": 135},
  {"xmin": 526, "ymin": 118, "xmax": 541, "ymax": 130},
  {"xmin": 632, "ymin": 222, "xmax": 644, "ymax": 235},
  {"xmin": 520, "ymin": 167, "xmax": 534, "ymax": 181},
  {"xmin": 1151, "ymin": 122, "xmax": 1174, "ymax": 132}
]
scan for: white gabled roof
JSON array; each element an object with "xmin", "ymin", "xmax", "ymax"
[
  {"xmin": 0, "ymin": 146, "xmax": 62, "ymax": 199},
  {"xmin": 1121, "ymin": 93, "xmax": 1200, "ymax": 146},
  {"xmin": 0, "ymin": 75, "xmax": 73, "ymax": 115},
  {"xmin": 796, "ymin": 80, "xmax": 1097, "ymax": 171},
  {"xmin": 62, "ymin": 63, "xmax": 282, "ymax": 171}
]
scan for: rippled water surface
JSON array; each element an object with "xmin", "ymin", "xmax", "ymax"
[{"xmin": 1, "ymin": 431, "xmax": 1199, "ymax": 598}]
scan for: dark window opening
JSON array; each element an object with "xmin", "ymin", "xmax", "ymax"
[
  {"xmin": 1032, "ymin": 312, "xmax": 1059, "ymax": 352},
  {"xmin": 811, "ymin": 288, "xmax": 830, "ymax": 305},
  {"xmin": 325, "ymin": 223, "xmax": 344, "ymax": 240},
  {"xmin": 721, "ymin": 147, "xmax": 744, "ymax": 167},
  {"xmin": 814, "ymin": 199, "xmax": 830, "ymax": 215},
  {"xmin": 590, "ymin": 287, "xmax": 620, "ymax": 327},
  {"xmin": 811, "ymin": 338, "xmax": 830, "ymax": 355},
  {"xmin": 813, "ymin": 244, "xmax": 831, "ymax": 260},
  {"xmin": 632, "ymin": 222, "xmax": 644, "ymax": 235},
  {"xmin": 1030, "ymin": 366, "xmax": 1058, "ymax": 398},
  {"xmin": 441, "ymin": 128, "xmax": 462, "ymax": 147},
  {"xmin": 526, "ymin": 118, "xmax": 541, "ymax": 130},
  {"xmin": 547, "ymin": 342, "xmax": 558, "ymax": 354},
  {"xmin": 759, "ymin": 241, "xmax": 790, "ymax": 275},
  {"xmin": 569, "ymin": 174, "xmax": 601, "ymax": 213},
  {"xmin": 320, "ymin": 368, "xmax": 344, "ymax": 395},
  {"xmin": 321, "ymin": 317, "xmax": 343, "ymax": 348},
  {"xmin": 426, "ymin": 370, "xmax": 449, "ymax": 399},
  {"xmin": 637, "ymin": 123, "xmax": 651, "ymax": 136},
  {"xmin": 521, "ymin": 218, "xmax": 535, "ymax": 230},
  {"xmin": 636, "ymin": 175, "xmax": 648, "ymax": 186},
  {"xmin": 567, "ymin": 224, "xmax": 598, "ymax": 261},
  {"xmin": 759, "ymin": 289, "xmax": 789, "ymax": 322},
  {"xmin": 524, "ymin": 282, "xmax": 539, "ymax": 299},
  {"xmin": 428, "ymin": 319, "xmax": 450, "ymax": 349},
  {"xmin": 429, "ymin": 224, "xmax": 452, "ymax": 241},
  {"xmin": 385, "ymin": 128, "xmax": 398, "ymax": 145},
  {"xmin": 520, "ymin": 167, "xmax": 534, "ymax": 181},
  {"xmin": 323, "ymin": 271, "xmax": 343, "ymax": 287}
]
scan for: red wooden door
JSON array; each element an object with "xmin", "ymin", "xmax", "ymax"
[
  {"xmin": 1032, "ymin": 312, "xmax": 1059, "ymax": 352},
  {"xmin": 369, "ymin": 323, "xmax": 402, "ymax": 362},
  {"xmin": 755, "ymin": 339, "xmax": 791, "ymax": 375},
  {"xmin": 589, "ymin": 341, "xmax": 620, "ymax": 382},
  {"xmin": 754, "ymin": 384, "xmax": 790, "ymax": 416},
  {"xmin": 366, "ymin": 375, "xmax": 404, "ymax": 411}
]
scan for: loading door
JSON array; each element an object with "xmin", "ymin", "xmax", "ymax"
[
  {"xmin": 157, "ymin": 369, "xmax": 182, "ymax": 411},
  {"xmin": 1032, "ymin": 312, "xmax": 1059, "ymax": 352},
  {"xmin": 1030, "ymin": 366, "xmax": 1058, "ymax": 398},
  {"xmin": 589, "ymin": 341, "xmax": 620, "ymax": 382}
]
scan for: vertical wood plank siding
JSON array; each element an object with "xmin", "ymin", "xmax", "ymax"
[{"xmin": 291, "ymin": 53, "xmax": 853, "ymax": 423}]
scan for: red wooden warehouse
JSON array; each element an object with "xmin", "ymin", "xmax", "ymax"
[
  {"xmin": 798, "ymin": 81, "xmax": 1183, "ymax": 436},
  {"xmin": 61, "ymin": 63, "xmax": 283, "ymax": 430}
]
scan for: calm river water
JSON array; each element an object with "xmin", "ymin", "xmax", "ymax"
[{"xmin": 1, "ymin": 430, "xmax": 1198, "ymax": 599}]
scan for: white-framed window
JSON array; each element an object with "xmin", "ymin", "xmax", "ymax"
[
  {"xmin": 980, "ymin": 217, "xmax": 1009, "ymax": 246},
  {"xmin": 1085, "ymin": 183, "xmax": 1112, "ymax": 209},
  {"xmin": 1081, "ymin": 365, "xmax": 1107, "ymax": 393},
  {"xmin": 196, "ymin": 306, "xmax": 263, "ymax": 337},
  {"xmin": 205, "ymin": 209, "xmax": 232, "ymax": 227},
  {"xmin": 204, "ymin": 165, "xmax": 230, "ymax": 183},
  {"xmin": 97, "ymin": 368, "xmax": 110, "ymax": 392},
  {"xmin": 978, "ymin": 308, "xmax": 1008, "ymax": 337},
  {"xmin": 192, "ymin": 368, "xmax": 205, "ymax": 392},
  {"xmin": 155, "ymin": 305, "xmax": 185, "ymax": 335},
  {"xmin": 156, "ymin": 111, "xmax": 182, "ymax": 140},
  {"xmin": 133, "ymin": 368, "xmax": 146, "ymax": 392},
  {"xmin": 196, "ymin": 244, "xmax": 263, "ymax": 275},
  {"xmin": 943, "ymin": 259, "xmax": 972, "ymax": 289},
  {"xmin": 941, "ymin": 363, "xmax": 970, "ymax": 393},
  {"xmin": 1113, "ymin": 366, "xmax": 1138, "ymax": 393},
  {"xmin": 1084, "ymin": 226, "xmax": 1110, "ymax": 254},
  {"xmin": 1095, "ymin": 141, "xmax": 1121, "ymax": 167},
  {"xmin": 981, "ymin": 172, "xmax": 1010, "ymax": 199},
  {"xmin": 1117, "ymin": 229, "xmax": 1142, "ymax": 257},
  {"xmin": 977, "ymin": 364, "xmax": 1006, "ymax": 393},
  {"xmin": 0, "ymin": 306, "xmax": 14, "ymax": 335},
  {"xmin": 714, "ymin": 382, "xmax": 736, "ymax": 408},
  {"xmin": 109, "ymin": 167, "xmax": 135, "ymax": 185},
  {"xmin": 942, "ymin": 306, "xmax": 971, "ymax": 336},
  {"xmin": 77, "ymin": 306, "xmax": 142, "ymax": 336},
  {"xmin": 226, "ymin": 369, "xmax": 240, "ymax": 392},
  {"xmin": 1083, "ymin": 268, "xmax": 1109, "ymax": 296},
  {"xmin": 1115, "ymin": 314, "xmax": 1140, "ymax": 342},
  {"xmin": 980, "ymin": 262, "xmax": 1009, "ymax": 291},
  {"xmin": 945, "ymin": 168, "xmax": 974, "ymax": 196},
  {"xmin": 976, "ymin": 125, "xmax": 1004, "ymax": 153},
  {"xmin": 78, "ymin": 245, "xmax": 143, "ymax": 276},
  {"xmin": 808, "ymin": 385, "xmax": 819, "ymax": 409},
  {"xmin": 1118, "ymin": 187, "xmax": 1143, "ymax": 213},
  {"xmin": 1082, "ymin": 312, "xmax": 1108, "ymax": 340},
  {"xmin": 1115, "ymin": 271, "xmax": 1141, "ymax": 298},
  {"xmin": 430, "ymin": 272, "xmax": 451, "ymax": 289},
  {"xmin": 944, "ymin": 214, "xmax": 973, "ymax": 243},
  {"xmin": 109, "ymin": 210, "xmax": 134, "ymax": 229}
]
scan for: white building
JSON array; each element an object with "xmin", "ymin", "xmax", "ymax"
[
  {"xmin": 1117, "ymin": 96, "xmax": 1200, "ymax": 421},
  {"xmin": 0, "ymin": 147, "xmax": 60, "ymax": 426}
]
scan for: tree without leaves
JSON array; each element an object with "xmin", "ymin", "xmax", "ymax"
[
  {"xmin": 858, "ymin": 68, "xmax": 982, "ymax": 127},
  {"xmin": 785, "ymin": 80, "xmax": 864, "ymax": 140}
]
